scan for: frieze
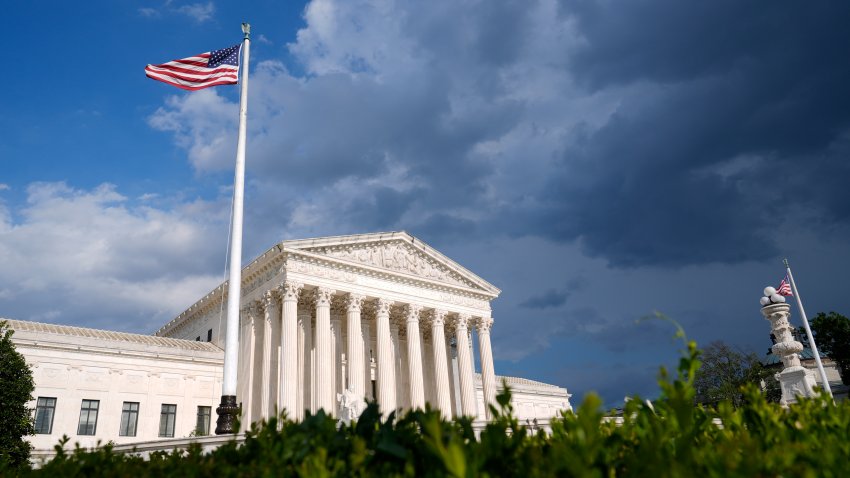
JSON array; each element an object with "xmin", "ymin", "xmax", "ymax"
[
  {"xmin": 243, "ymin": 267, "xmax": 279, "ymax": 296},
  {"xmin": 288, "ymin": 259, "xmax": 358, "ymax": 283},
  {"xmin": 351, "ymin": 274, "xmax": 491, "ymax": 311},
  {"xmin": 437, "ymin": 293, "xmax": 490, "ymax": 310}
]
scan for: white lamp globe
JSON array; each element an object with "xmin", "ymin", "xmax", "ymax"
[
  {"xmin": 764, "ymin": 286, "xmax": 777, "ymax": 296},
  {"xmin": 760, "ymin": 296, "xmax": 770, "ymax": 306},
  {"xmin": 771, "ymin": 294, "xmax": 785, "ymax": 303}
]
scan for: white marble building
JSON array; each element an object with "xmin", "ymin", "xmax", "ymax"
[{"xmin": 8, "ymin": 232, "xmax": 571, "ymax": 454}]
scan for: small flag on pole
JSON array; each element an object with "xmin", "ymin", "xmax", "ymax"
[
  {"xmin": 145, "ymin": 45, "xmax": 241, "ymax": 90},
  {"xmin": 777, "ymin": 275, "xmax": 792, "ymax": 296}
]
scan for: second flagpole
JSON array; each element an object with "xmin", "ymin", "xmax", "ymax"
[
  {"xmin": 216, "ymin": 22, "xmax": 251, "ymax": 435},
  {"xmin": 784, "ymin": 258, "xmax": 833, "ymax": 400}
]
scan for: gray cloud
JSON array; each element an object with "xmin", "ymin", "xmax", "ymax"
[
  {"xmin": 524, "ymin": 0, "xmax": 850, "ymax": 266},
  {"xmin": 520, "ymin": 289, "xmax": 570, "ymax": 309}
]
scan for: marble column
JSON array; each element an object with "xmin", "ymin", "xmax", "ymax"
[
  {"xmin": 297, "ymin": 305, "xmax": 313, "ymax": 419},
  {"xmin": 454, "ymin": 314, "xmax": 477, "ymax": 417},
  {"xmin": 280, "ymin": 281, "xmax": 301, "ymax": 419},
  {"xmin": 396, "ymin": 324, "xmax": 410, "ymax": 411},
  {"xmin": 266, "ymin": 291, "xmax": 282, "ymax": 416},
  {"xmin": 259, "ymin": 291, "xmax": 277, "ymax": 419},
  {"xmin": 314, "ymin": 287, "xmax": 334, "ymax": 413},
  {"xmin": 375, "ymin": 298, "xmax": 397, "ymax": 415},
  {"xmin": 362, "ymin": 315, "xmax": 373, "ymax": 400},
  {"xmin": 250, "ymin": 303, "xmax": 264, "ymax": 421},
  {"xmin": 431, "ymin": 310, "xmax": 453, "ymax": 418},
  {"xmin": 390, "ymin": 320, "xmax": 404, "ymax": 413},
  {"xmin": 405, "ymin": 304, "xmax": 425, "ymax": 410},
  {"xmin": 477, "ymin": 317, "xmax": 497, "ymax": 419},
  {"xmin": 237, "ymin": 307, "xmax": 255, "ymax": 426},
  {"xmin": 330, "ymin": 313, "xmax": 343, "ymax": 416},
  {"xmin": 446, "ymin": 333, "xmax": 458, "ymax": 417},
  {"xmin": 346, "ymin": 294, "xmax": 365, "ymax": 399}
]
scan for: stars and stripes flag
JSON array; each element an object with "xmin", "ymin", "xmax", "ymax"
[
  {"xmin": 145, "ymin": 44, "xmax": 241, "ymax": 91},
  {"xmin": 777, "ymin": 275, "xmax": 793, "ymax": 296}
]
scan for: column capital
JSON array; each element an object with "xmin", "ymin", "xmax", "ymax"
[
  {"xmin": 404, "ymin": 304, "xmax": 422, "ymax": 323},
  {"xmin": 279, "ymin": 281, "xmax": 303, "ymax": 302},
  {"xmin": 376, "ymin": 298, "xmax": 393, "ymax": 316},
  {"xmin": 476, "ymin": 317, "xmax": 494, "ymax": 333},
  {"xmin": 314, "ymin": 287, "xmax": 335, "ymax": 306},
  {"xmin": 248, "ymin": 301, "xmax": 263, "ymax": 317},
  {"xmin": 431, "ymin": 309, "xmax": 448, "ymax": 327},
  {"xmin": 262, "ymin": 289, "xmax": 278, "ymax": 310},
  {"xmin": 452, "ymin": 313, "xmax": 471, "ymax": 330},
  {"xmin": 345, "ymin": 293, "xmax": 365, "ymax": 312}
]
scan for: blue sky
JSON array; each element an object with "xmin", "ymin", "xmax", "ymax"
[{"xmin": 2, "ymin": 0, "xmax": 850, "ymax": 406}]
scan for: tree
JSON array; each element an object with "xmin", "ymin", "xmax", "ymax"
[
  {"xmin": 693, "ymin": 341, "xmax": 780, "ymax": 408},
  {"xmin": 0, "ymin": 320, "xmax": 35, "ymax": 469},
  {"xmin": 808, "ymin": 312, "xmax": 850, "ymax": 386}
]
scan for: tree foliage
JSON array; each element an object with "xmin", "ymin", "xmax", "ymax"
[
  {"xmin": 8, "ymin": 332, "xmax": 850, "ymax": 477},
  {"xmin": 693, "ymin": 340, "xmax": 779, "ymax": 407},
  {"xmin": 0, "ymin": 320, "xmax": 36, "ymax": 470},
  {"xmin": 809, "ymin": 311, "xmax": 850, "ymax": 385}
]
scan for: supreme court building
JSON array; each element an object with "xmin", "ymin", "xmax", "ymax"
[{"xmin": 9, "ymin": 232, "xmax": 571, "ymax": 454}]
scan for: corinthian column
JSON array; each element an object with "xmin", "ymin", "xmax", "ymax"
[
  {"xmin": 259, "ymin": 291, "xmax": 277, "ymax": 419},
  {"xmin": 477, "ymin": 317, "xmax": 497, "ymax": 419},
  {"xmin": 375, "ymin": 298, "xmax": 397, "ymax": 415},
  {"xmin": 330, "ymin": 313, "xmax": 343, "ymax": 416},
  {"xmin": 405, "ymin": 304, "xmax": 425, "ymax": 410},
  {"xmin": 346, "ymin": 294, "xmax": 365, "ymax": 399},
  {"xmin": 390, "ymin": 320, "xmax": 404, "ymax": 413},
  {"xmin": 454, "ymin": 314, "xmax": 477, "ymax": 417},
  {"xmin": 280, "ymin": 281, "xmax": 302, "ymax": 419},
  {"xmin": 430, "ymin": 310, "xmax": 453, "ymax": 418},
  {"xmin": 237, "ymin": 307, "xmax": 255, "ymax": 427},
  {"xmin": 249, "ymin": 303, "xmax": 264, "ymax": 421},
  {"xmin": 297, "ymin": 305, "xmax": 312, "ymax": 419},
  {"xmin": 362, "ymin": 315, "xmax": 373, "ymax": 400},
  {"xmin": 314, "ymin": 287, "xmax": 335, "ymax": 413}
]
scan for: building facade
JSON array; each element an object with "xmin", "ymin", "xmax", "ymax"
[
  {"xmin": 9, "ymin": 232, "xmax": 572, "ymax": 455},
  {"xmin": 8, "ymin": 319, "xmax": 223, "ymax": 454}
]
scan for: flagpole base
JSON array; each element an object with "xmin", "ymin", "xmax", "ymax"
[{"xmin": 215, "ymin": 395, "xmax": 240, "ymax": 435}]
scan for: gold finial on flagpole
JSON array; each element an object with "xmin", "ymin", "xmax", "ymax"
[
  {"xmin": 783, "ymin": 258, "xmax": 790, "ymax": 268},
  {"xmin": 242, "ymin": 22, "xmax": 250, "ymax": 39}
]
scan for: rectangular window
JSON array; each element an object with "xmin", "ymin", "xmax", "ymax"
[
  {"xmin": 159, "ymin": 404, "xmax": 177, "ymax": 437},
  {"xmin": 119, "ymin": 402, "xmax": 140, "ymax": 437},
  {"xmin": 77, "ymin": 399, "xmax": 100, "ymax": 435},
  {"xmin": 34, "ymin": 397, "xmax": 57, "ymax": 434},
  {"xmin": 196, "ymin": 406, "xmax": 211, "ymax": 436},
  {"xmin": 207, "ymin": 329, "xmax": 213, "ymax": 342}
]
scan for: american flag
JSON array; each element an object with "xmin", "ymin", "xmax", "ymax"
[
  {"xmin": 145, "ymin": 45, "xmax": 241, "ymax": 91},
  {"xmin": 777, "ymin": 275, "xmax": 793, "ymax": 296}
]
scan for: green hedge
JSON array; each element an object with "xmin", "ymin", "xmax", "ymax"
[{"xmin": 7, "ymin": 336, "xmax": 850, "ymax": 477}]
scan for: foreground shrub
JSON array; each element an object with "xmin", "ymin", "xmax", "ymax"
[{"xmin": 8, "ymin": 331, "xmax": 850, "ymax": 477}]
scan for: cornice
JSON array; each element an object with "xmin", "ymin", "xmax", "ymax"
[{"xmin": 13, "ymin": 338, "xmax": 224, "ymax": 367}]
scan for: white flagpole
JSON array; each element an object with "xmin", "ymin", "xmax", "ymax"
[
  {"xmin": 784, "ymin": 258, "xmax": 833, "ymax": 400},
  {"xmin": 216, "ymin": 22, "xmax": 251, "ymax": 435}
]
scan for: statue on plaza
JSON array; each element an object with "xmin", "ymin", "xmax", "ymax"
[{"xmin": 337, "ymin": 387, "xmax": 364, "ymax": 425}]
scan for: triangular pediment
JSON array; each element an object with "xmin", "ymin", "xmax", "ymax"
[{"xmin": 280, "ymin": 232, "xmax": 500, "ymax": 296}]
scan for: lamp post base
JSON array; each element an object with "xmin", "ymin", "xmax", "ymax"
[{"xmin": 215, "ymin": 395, "xmax": 240, "ymax": 435}]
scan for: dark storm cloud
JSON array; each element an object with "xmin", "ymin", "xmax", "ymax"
[
  {"xmin": 520, "ymin": 288, "xmax": 570, "ymax": 309},
  {"xmin": 155, "ymin": 0, "xmax": 850, "ymax": 269},
  {"xmin": 526, "ymin": 0, "xmax": 850, "ymax": 266}
]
